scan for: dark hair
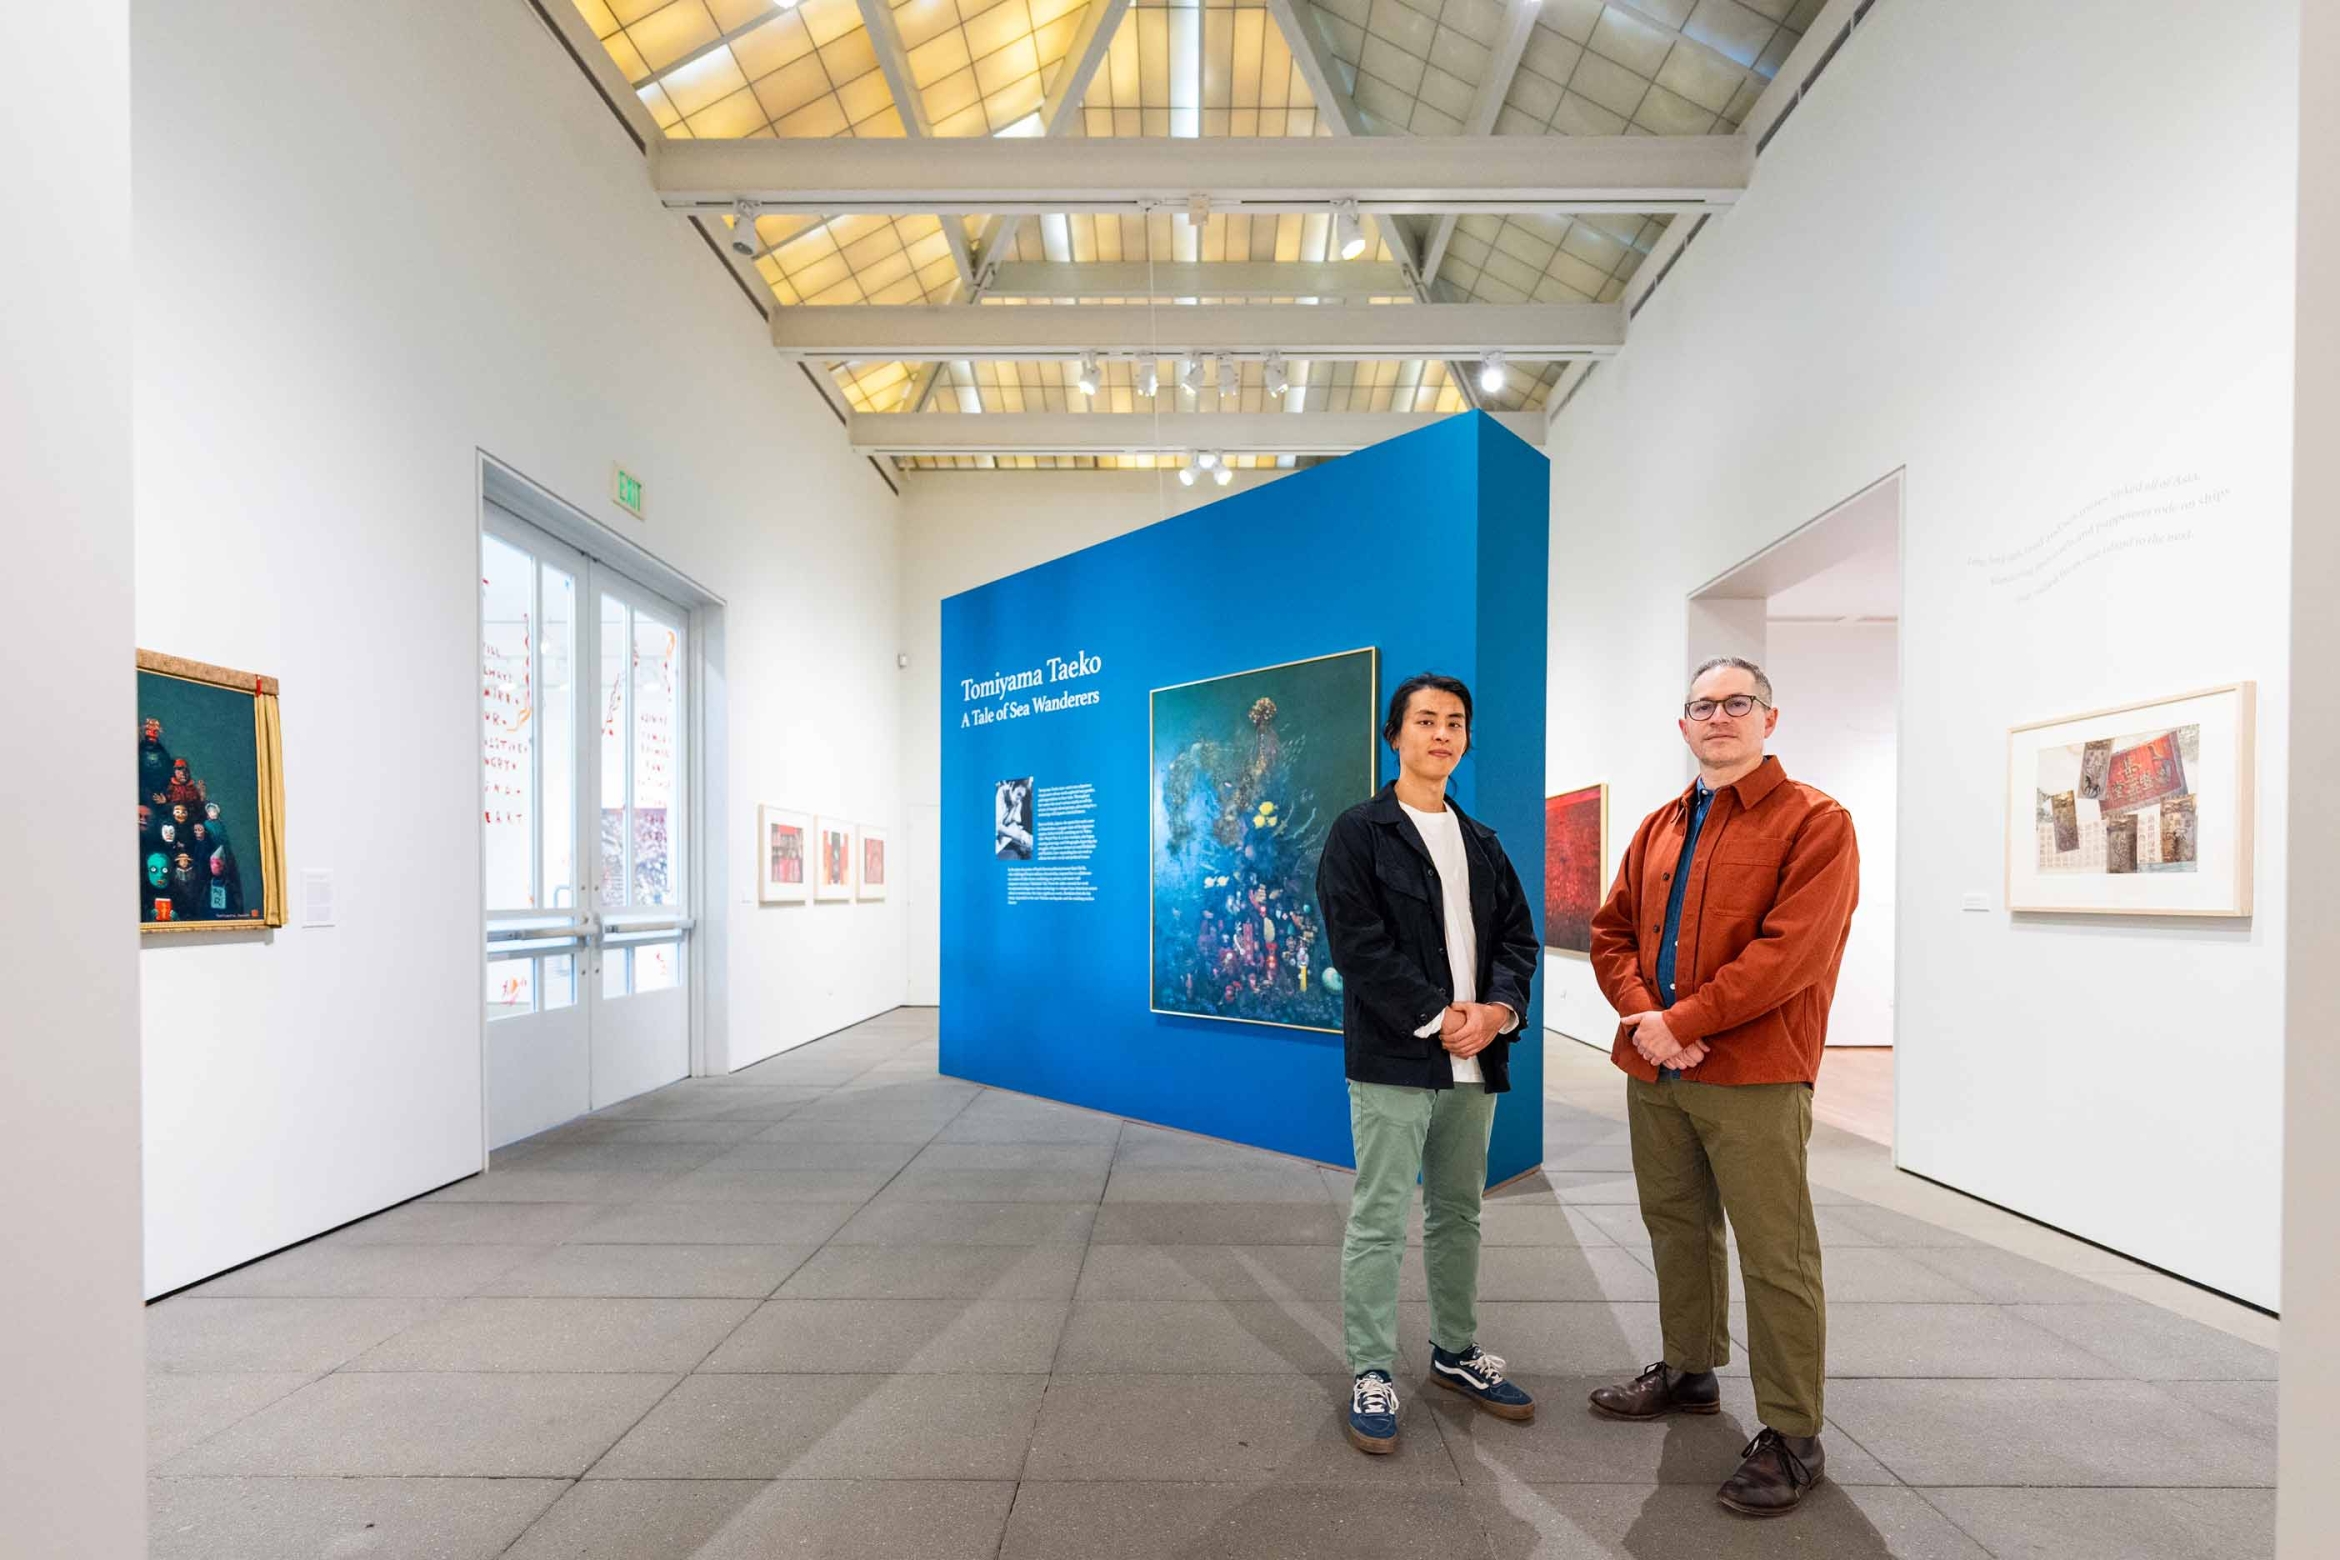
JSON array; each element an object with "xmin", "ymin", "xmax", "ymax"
[{"xmin": 1382, "ymin": 673, "xmax": 1474, "ymax": 749}]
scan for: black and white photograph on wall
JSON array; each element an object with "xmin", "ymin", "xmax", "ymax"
[{"xmin": 995, "ymin": 777, "xmax": 1035, "ymax": 860}]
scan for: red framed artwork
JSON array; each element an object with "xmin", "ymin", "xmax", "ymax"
[{"xmin": 1543, "ymin": 782, "xmax": 1607, "ymax": 956}]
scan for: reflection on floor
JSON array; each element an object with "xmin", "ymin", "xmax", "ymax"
[
  {"xmin": 1816, "ymin": 1046, "xmax": 1894, "ymax": 1146},
  {"xmin": 145, "ymin": 1014, "xmax": 2275, "ymax": 1558}
]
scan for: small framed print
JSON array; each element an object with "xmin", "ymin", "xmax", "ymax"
[
  {"xmin": 814, "ymin": 817, "xmax": 855, "ymax": 903},
  {"xmin": 857, "ymin": 825, "xmax": 889, "ymax": 901},
  {"xmin": 2005, "ymin": 682, "xmax": 2254, "ymax": 916},
  {"xmin": 756, "ymin": 805, "xmax": 812, "ymax": 905},
  {"xmin": 138, "ymin": 650, "xmax": 288, "ymax": 932}
]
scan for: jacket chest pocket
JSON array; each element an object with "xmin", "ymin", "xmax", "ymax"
[
  {"xmin": 1374, "ymin": 851, "xmax": 1434, "ymax": 903},
  {"xmin": 1707, "ymin": 839, "xmax": 1786, "ymax": 912}
]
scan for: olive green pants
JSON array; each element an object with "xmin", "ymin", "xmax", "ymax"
[
  {"xmin": 1341, "ymin": 1080, "xmax": 1497, "ymax": 1378},
  {"xmin": 1627, "ymin": 1073, "xmax": 1827, "ymax": 1437}
]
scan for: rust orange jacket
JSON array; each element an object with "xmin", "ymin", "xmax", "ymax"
[{"xmin": 1589, "ymin": 756, "xmax": 1860, "ymax": 1086}]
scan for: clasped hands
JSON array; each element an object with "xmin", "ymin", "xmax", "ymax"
[
  {"xmin": 1438, "ymin": 1002, "xmax": 1511, "ymax": 1059},
  {"xmin": 1619, "ymin": 1010, "xmax": 1709, "ymax": 1071}
]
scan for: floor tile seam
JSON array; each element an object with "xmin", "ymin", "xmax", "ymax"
[
  {"xmin": 786, "ymin": 1091, "xmax": 994, "ymax": 1276},
  {"xmin": 1039, "ymin": 1122, "xmax": 1114, "ymax": 1383},
  {"xmin": 146, "ymin": 1366, "xmax": 335, "ymax": 1472},
  {"xmin": 568, "ymin": 1345, "xmax": 736, "ymax": 1482},
  {"xmin": 488, "ymin": 1478, "xmax": 584, "ymax": 1560}
]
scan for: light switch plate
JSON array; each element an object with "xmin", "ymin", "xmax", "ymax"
[{"xmin": 1961, "ymin": 892, "xmax": 1989, "ymax": 912}]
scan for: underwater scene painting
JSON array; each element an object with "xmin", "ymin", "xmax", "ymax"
[{"xmin": 1149, "ymin": 648, "xmax": 1377, "ymax": 1032}]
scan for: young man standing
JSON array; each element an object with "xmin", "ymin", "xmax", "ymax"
[
  {"xmin": 1316, "ymin": 673, "xmax": 1541, "ymax": 1454},
  {"xmin": 1586, "ymin": 657, "xmax": 1860, "ymax": 1517}
]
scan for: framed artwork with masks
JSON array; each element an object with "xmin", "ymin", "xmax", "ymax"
[{"xmin": 137, "ymin": 650, "xmax": 287, "ymax": 932}]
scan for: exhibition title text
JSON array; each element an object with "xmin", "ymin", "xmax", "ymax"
[{"xmin": 960, "ymin": 652, "xmax": 1104, "ymax": 727}]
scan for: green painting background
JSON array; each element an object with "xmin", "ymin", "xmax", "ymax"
[
  {"xmin": 1150, "ymin": 648, "xmax": 1377, "ymax": 1029},
  {"xmin": 138, "ymin": 669, "xmax": 265, "ymax": 920}
]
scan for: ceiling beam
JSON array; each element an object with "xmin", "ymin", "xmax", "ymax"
[
  {"xmin": 851, "ymin": 410, "xmax": 1543, "ymax": 456},
  {"xmin": 1421, "ymin": 0, "xmax": 1543, "ymax": 291},
  {"xmin": 967, "ymin": 0, "xmax": 1132, "ymax": 289},
  {"xmin": 1261, "ymin": 0, "xmax": 1371, "ymax": 137},
  {"xmin": 983, "ymin": 259, "xmax": 1413, "ymax": 297},
  {"xmin": 855, "ymin": 0, "xmax": 977, "ymax": 291},
  {"xmin": 773, "ymin": 301, "xmax": 1624, "ymax": 360},
  {"xmin": 1742, "ymin": 0, "xmax": 1867, "ymax": 149},
  {"xmin": 648, "ymin": 134, "xmax": 1753, "ymax": 217}
]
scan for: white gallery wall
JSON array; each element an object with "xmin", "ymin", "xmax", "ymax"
[
  {"xmin": 1, "ymin": 1, "xmax": 145, "ymax": 1549},
  {"xmin": 1544, "ymin": 0, "xmax": 2295, "ymax": 1304},
  {"xmin": 2280, "ymin": 0, "xmax": 2338, "ymax": 1542},
  {"xmin": 898, "ymin": 469, "xmax": 1288, "ymax": 1002},
  {"xmin": 1764, "ymin": 620, "xmax": 1898, "ymax": 1049},
  {"xmin": 134, "ymin": 0, "xmax": 905, "ymax": 1296}
]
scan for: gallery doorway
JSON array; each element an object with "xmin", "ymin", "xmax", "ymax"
[
  {"xmin": 481, "ymin": 502, "xmax": 695, "ymax": 1147},
  {"xmin": 1687, "ymin": 471, "xmax": 1903, "ymax": 1144}
]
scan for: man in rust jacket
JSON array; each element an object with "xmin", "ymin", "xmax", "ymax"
[{"xmin": 1586, "ymin": 656, "xmax": 1859, "ymax": 1519}]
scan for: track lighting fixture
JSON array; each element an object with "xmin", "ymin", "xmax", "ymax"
[
  {"xmin": 1264, "ymin": 353, "xmax": 1290, "ymax": 400},
  {"xmin": 1076, "ymin": 351, "xmax": 1100, "ymax": 398},
  {"xmin": 727, "ymin": 201, "xmax": 763, "ymax": 259},
  {"xmin": 1178, "ymin": 460, "xmax": 1197, "ymax": 487},
  {"xmin": 1197, "ymin": 449, "xmax": 1220, "ymax": 470},
  {"xmin": 1216, "ymin": 354, "xmax": 1238, "ymax": 398},
  {"xmin": 1333, "ymin": 199, "xmax": 1367, "ymax": 261},
  {"xmin": 1478, "ymin": 351, "xmax": 1507, "ymax": 395},
  {"xmin": 1179, "ymin": 351, "xmax": 1204, "ymax": 395},
  {"xmin": 1213, "ymin": 463, "xmax": 1233, "ymax": 486},
  {"xmin": 1137, "ymin": 359, "xmax": 1160, "ymax": 398}
]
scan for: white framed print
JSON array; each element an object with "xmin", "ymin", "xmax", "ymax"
[
  {"xmin": 857, "ymin": 824, "xmax": 889, "ymax": 901},
  {"xmin": 755, "ymin": 805, "xmax": 813, "ymax": 905},
  {"xmin": 814, "ymin": 816, "xmax": 855, "ymax": 902},
  {"xmin": 2005, "ymin": 682, "xmax": 2254, "ymax": 917}
]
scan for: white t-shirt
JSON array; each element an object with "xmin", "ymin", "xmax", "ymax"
[{"xmin": 1399, "ymin": 800, "xmax": 1515, "ymax": 1085}]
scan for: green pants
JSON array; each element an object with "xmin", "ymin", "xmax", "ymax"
[
  {"xmin": 1627, "ymin": 1073, "xmax": 1827, "ymax": 1437},
  {"xmin": 1341, "ymin": 1080, "xmax": 1497, "ymax": 1377}
]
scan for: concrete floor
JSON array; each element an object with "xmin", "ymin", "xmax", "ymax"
[{"xmin": 146, "ymin": 1011, "xmax": 2275, "ymax": 1558}]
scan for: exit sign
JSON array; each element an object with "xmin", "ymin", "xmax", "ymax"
[{"xmin": 611, "ymin": 463, "xmax": 646, "ymax": 520}]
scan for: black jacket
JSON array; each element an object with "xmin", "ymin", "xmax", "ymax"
[{"xmin": 1316, "ymin": 783, "xmax": 1539, "ymax": 1093}]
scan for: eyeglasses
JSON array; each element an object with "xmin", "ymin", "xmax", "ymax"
[{"xmin": 1683, "ymin": 694, "xmax": 1771, "ymax": 722}]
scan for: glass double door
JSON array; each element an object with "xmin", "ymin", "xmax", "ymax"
[{"xmin": 482, "ymin": 505, "xmax": 691, "ymax": 1147}]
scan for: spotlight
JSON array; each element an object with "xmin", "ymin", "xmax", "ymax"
[
  {"xmin": 727, "ymin": 201, "xmax": 763, "ymax": 258},
  {"xmin": 1216, "ymin": 354, "xmax": 1238, "ymax": 398},
  {"xmin": 1197, "ymin": 449, "xmax": 1220, "ymax": 470},
  {"xmin": 1137, "ymin": 359, "xmax": 1160, "ymax": 398},
  {"xmin": 1178, "ymin": 461, "xmax": 1197, "ymax": 487},
  {"xmin": 1478, "ymin": 351, "xmax": 1507, "ymax": 395},
  {"xmin": 1076, "ymin": 351, "xmax": 1100, "ymax": 398},
  {"xmin": 1179, "ymin": 352, "xmax": 1204, "ymax": 395},
  {"xmin": 1334, "ymin": 199, "xmax": 1367, "ymax": 261},
  {"xmin": 1264, "ymin": 352, "xmax": 1290, "ymax": 399},
  {"xmin": 1213, "ymin": 463, "xmax": 1233, "ymax": 487}
]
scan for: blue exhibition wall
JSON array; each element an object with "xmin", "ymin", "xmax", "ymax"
[{"xmin": 940, "ymin": 411, "xmax": 1550, "ymax": 1182}]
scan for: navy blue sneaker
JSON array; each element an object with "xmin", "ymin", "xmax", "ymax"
[
  {"xmin": 1347, "ymin": 1370, "xmax": 1400, "ymax": 1454},
  {"xmin": 1430, "ymin": 1343, "xmax": 1535, "ymax": 1421}
]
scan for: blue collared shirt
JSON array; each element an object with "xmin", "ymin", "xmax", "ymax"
[{"xmin": 1654, "ymin": 779, "xmax": 1714, "ymax": 1077}]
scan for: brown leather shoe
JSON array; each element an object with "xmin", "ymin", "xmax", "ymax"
[
  {"xmin": 1717, "ymin": 1428, "xmax": 1825, "ymax": 1516},
  {"xmin": 1587, "ymin": 1361, "xmax": 1721, "ymax": 1421}
]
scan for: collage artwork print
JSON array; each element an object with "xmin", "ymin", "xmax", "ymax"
[
  {"xmin": 2035, "ymin": 723, "xmax": 2201, "ymax": 875},
  {"xmin": 138, "ymin": 669, "xmax": 266, "ymax": 926},
  {"xmin": 1150, "ymin": 648, "xmax": 1376, "ymax": 1033}
]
